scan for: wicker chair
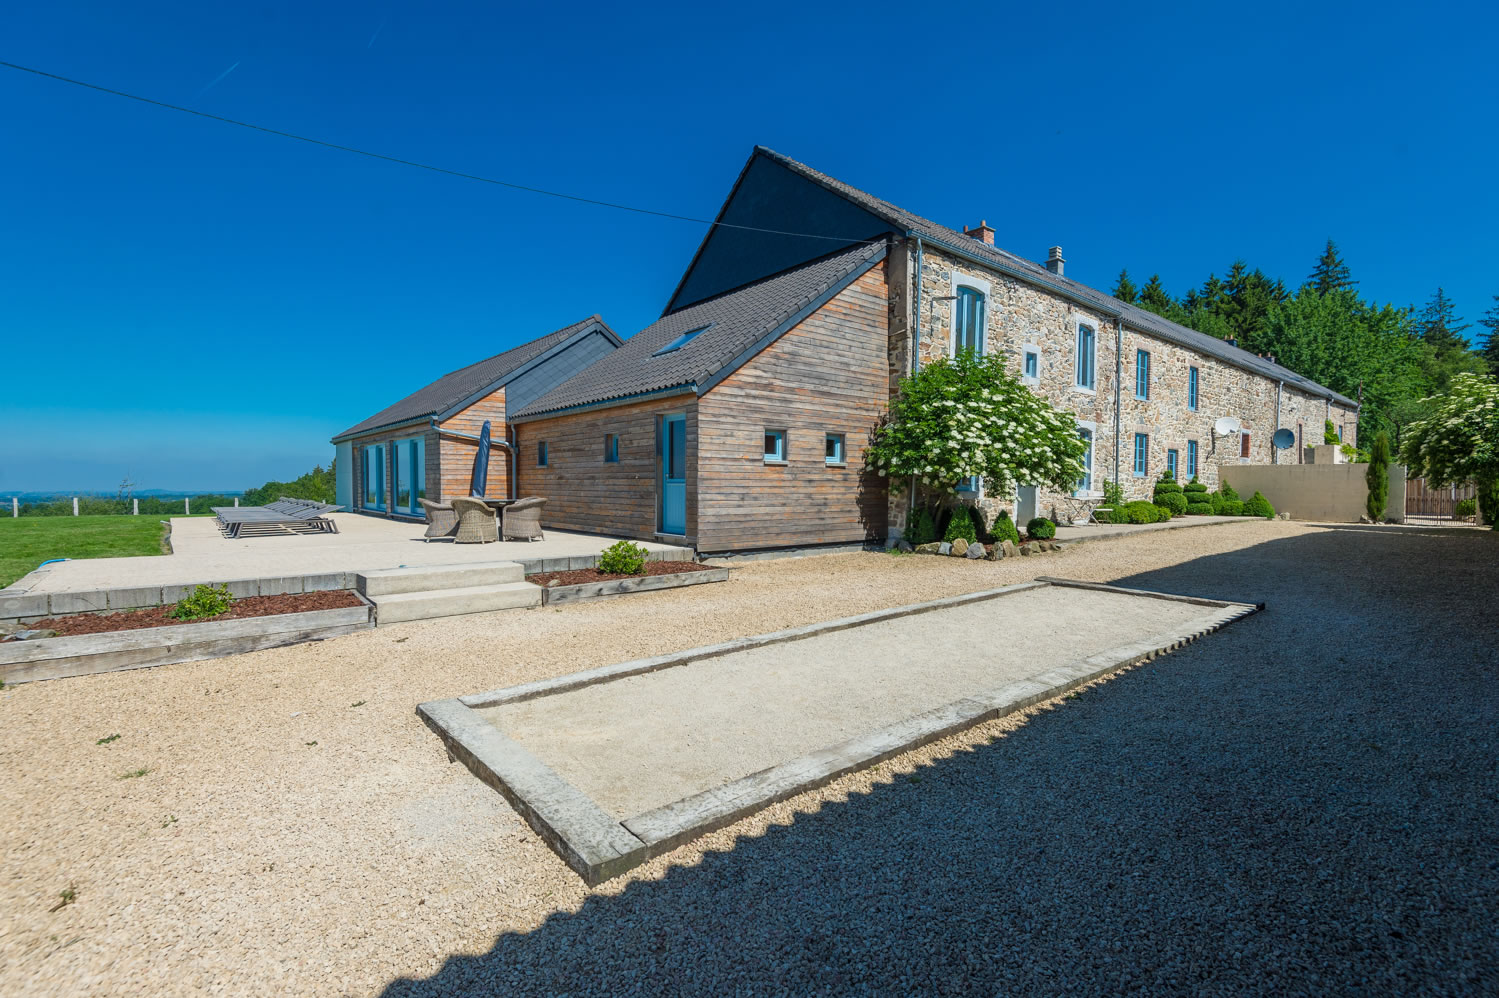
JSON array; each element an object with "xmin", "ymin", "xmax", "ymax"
[
  {"xmin": 451, "ymin": 497, "xmax": 499, "ymax": 544},
  {"xmin": 418, "ymin": 498, "xmax": 457, "ymax": 541},
  {"xmin": 501, "ymin": 496, "xmax": 547, "ymax": 542}
]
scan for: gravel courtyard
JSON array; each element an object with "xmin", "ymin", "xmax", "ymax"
[{"xmin": 1, "ymin": 521, "xmax": 1494, "ymax": 996}]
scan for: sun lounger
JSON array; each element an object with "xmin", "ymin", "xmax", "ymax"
[{"xmin": 212, "ymin": 497, "xmax": 342, "ymax": 539}]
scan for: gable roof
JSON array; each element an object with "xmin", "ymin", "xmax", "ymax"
[
  {"xmin": 752, "ymin": 147, "xmax": 1358, "ymax": 409},
  {"xmin": 513, "ymin": 242, "xmax": 887, "ymax": 420},
  {"xmin": 333, "ymin": 315, "xmax": 619, "ymax": 441}
]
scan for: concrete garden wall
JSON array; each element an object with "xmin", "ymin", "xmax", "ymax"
[{"xmin": 1221, "ymin": 463, "xmax": 1406, "ymax": 523}]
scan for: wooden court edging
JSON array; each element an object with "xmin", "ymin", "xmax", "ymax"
[{"xmin": 420, "ymin": 580, "xmax": 1262, "ymax": 885}]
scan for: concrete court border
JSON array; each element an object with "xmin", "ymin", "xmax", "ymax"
[{"xmin": 418, "ymin": 579, "xmax": 1263, "ymax": 884}]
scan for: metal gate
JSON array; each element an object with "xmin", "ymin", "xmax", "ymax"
[{"xmin": 1404, "ymin": 478, "xmax": 1476, "ymax": 522}]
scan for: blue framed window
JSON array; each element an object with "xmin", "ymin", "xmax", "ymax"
[
  {"xmin": 537, "ymin": 441, "xmax": 548, "ymax": 467},
  {"xmin": 362, "ymin": 443, "xmax": 385, "ymax": 511},
  {"xmin": 1075, "ymin": 426, "xmax": 1094, "ymax": 493},
  {"xmin": 1188, "ymin": 367, "xmax": 1199, "ymax": 411},
  {"xmin": 1076, "ymin": 324, "xmax": 1096, "ymax": 390},
  {"xmin": 1166, "ymin": 448, "xmax": 1179, "ymax": 479},
  {"xmin": 1135, "ymin": 350, "xmax": 1151, "ymax": 400},
  {"xmin": 958, "ymin": 475, "xmax": 981, "ymax": 495},
  {"xmin": 824, "ymin": 433, "xmax": 844, "ymax": 465},
  {"xmin": 1023, "ymin": 348, "xmax": 1039, "ymax": 381},
  {"xmin": 1133, "ymin": 433, "xmax": 1149, "ymax": 477},
  {"xmin": 1187, "ymin": 439, "xmax": 1199, "ymax": 478},
  {"xmin": 604, "ymin": 433, "xmax": 619, "ymax": 463},
  {"xmin": 953, "ymin": 286, "xmax": 985, "ymax": 355},
  {"xmin": 393, "ymin": 436, "xmax": 426, "ymax": 516},
  {"xmin": 653, "ymin": 324, "xmax": 710, "ymax": 356},
  {"xmin": 763, "ymin": 429, "xmax": 785, "ymax": 463}
]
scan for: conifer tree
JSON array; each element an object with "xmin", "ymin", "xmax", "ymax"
[
  {"xmin": 1138, "ymin": 274, "xmax": 1174, "ymax": 315},
  {"xmin": 1414, "ymin": 288, "xmax": 1472, "ymax": 354},
  {"xmin": 1366, "ymin": 431, "xmax": 1391, "ymax": 521},
  {"xmin": 1478, "ymin": 294, "xmax": 1499, "ymax": 368},
  {"xmin": 1111, "ymin": 269, "xmax": 1137, "ymax": 304},
  {"xmin": 1307, "ymin": 238, "xmax": 1358, "ymax": 295}
]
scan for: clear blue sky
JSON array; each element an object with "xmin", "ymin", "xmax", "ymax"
[{"xmin": 3, "ymin": 1, "xmax": 1495, "ymax": 491}]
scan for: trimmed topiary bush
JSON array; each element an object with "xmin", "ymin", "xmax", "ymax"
[
  {"xmin": 1208, "ymin": 490, "xmax": 1225, "ymax": 514},
  {"xmin": 1221, "ymin": 499, "xmax": 1244, "ymax": 516},
  {"xmin": 1243, "ymin": 490, "xmax": 1275, "ymax": 519},
  {"xmin": 1110, "ymin": 501, "xmax": 1169, "ymax": 524},
  {"xmin": 1184, "ymin": 476, "xmax": 1208, "ymax": 495},
  {"xmin": 1366, "ymin": 431, "xmax": 1391, "ymax": 521},
  {"xmin": 944, "ymin": 506, "xmax": 978, "ymax": 544},
  {"xmin": 598, "ymin": 540, "xmax": 649, "ymax": 575},
  {"xmin": 1026, "ymin": 517, "xmax": 1056, "ymax": 540},
  {"xmin": 1219, "ymin": 482, "xmax": 1240, "ymax": 503},
  {"xmin": 1154, "ymin": 491, "xmax": 1188, "ymax": 516},
  {"xmin": 1185, "ymin": 501, "xmax": 1214, "ymax": 515},
  {"xmin": 906, "ymin": 507, "xmax": 938, "ymax": 546},
  {"xmin": 991, "ymin": 510, "xmax": 1021, "ymax": 545}
]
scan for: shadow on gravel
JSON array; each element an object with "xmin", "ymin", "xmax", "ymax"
[{"xmin": 382, "ymin": 526, "xmax": 1497, "ymax": 997}]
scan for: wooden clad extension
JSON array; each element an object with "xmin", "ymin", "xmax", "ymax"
[
  {"xmin": 438, "ymin": 386, "xmax": 508, "ymax": 501},
  {"xmin": 695, "ymin": 263, "xmax": 890, "ymax": 552},
  {"xmin": 515, "ymin": 397, "xmax": 698, "ymax": 542}
]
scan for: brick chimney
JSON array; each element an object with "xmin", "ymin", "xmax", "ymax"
[
  {"xmin": 1045, "ymin": 246, "xmax": 1065, "ymax": 276},
  {"xmin": 962, "ymin": 220, "xmax": 995, "ymax": 246}
]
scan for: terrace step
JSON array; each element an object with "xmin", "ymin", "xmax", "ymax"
[
  {"xmin": 357, "ymin": 561, "xmax": 525, "ymax": 597},
  {"xmin": 369, "ymin": 582, "xmax": 542, "ymax": 624}
]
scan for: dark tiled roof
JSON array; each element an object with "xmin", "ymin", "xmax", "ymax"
[
  {"xmin": 514, "ymin": 243, "xmax": 885, "ymax": 419},
  {"xmin": 755, "ymin": 147, "xmax": 1358, "ymax": 408},
  {"xmin": 333, "ymin": 316, "xmax": 614, "ymax": 440}
]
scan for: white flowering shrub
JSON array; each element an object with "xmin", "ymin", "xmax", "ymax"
[
  {"xmin": 1400, "ymin": 373, "xmax": 1499, "ymax": 527},
  {"xmin": 865, "ymin": 350, "xmax": 1088, "ymax": 497}
]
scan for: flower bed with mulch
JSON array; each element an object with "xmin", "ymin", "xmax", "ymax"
[
  {"xmin": 526, "ymin": 561, "xmax": 709, "ymax": 587},
  {"xmin": 28, "ymin": 591, "xmax": 367, "ymax": 637}
]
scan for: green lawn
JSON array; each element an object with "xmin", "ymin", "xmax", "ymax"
[{"xmin": 0, "ymin": 515, "xmax": 210, "ymax": 589}]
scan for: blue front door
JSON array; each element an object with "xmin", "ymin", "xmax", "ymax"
[{"xmin": 659, "ymin": 414, "xmax": 686, "ymax": 535}]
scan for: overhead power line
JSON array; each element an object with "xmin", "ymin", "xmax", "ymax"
[{"xmin": 0, "ymin": 59, "xmax": 878, "ymax": 245}]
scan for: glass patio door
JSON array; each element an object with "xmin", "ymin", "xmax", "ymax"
[{"xmin": 659, "ymin": 414, "xmax": 686, "ymax": 535}]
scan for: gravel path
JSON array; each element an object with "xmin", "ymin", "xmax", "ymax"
[{"xmin": 2, "ymin": 522, "xmax": 1494, "ymax": 996}]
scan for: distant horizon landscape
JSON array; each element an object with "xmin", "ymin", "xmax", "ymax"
[{"xmin": 3, "ymin": 488, "xmax": 248, "ymax": 500}]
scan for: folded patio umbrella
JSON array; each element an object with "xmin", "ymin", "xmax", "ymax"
[{"xmin": 470, "ymin": 420, "xmax": 492, "ymax": 497}]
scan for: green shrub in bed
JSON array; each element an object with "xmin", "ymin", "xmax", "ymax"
[
  {"xmin": 1025, "ymin": 517, "xmax": 1056, "ymax": 540},
  {"xmin": 1243, "ymin": 491, "xmax": 1275, "ymax": 519},
  {"xmin": 943, "ymin": 506, "xmax": 978, "ymax": 543},
  {"xmin": 1154, "ymin": 491, "xmax": 1188, "ymax": 516},
  {"xmin": 991, "ymin": 510, "xmax": 1021, "ymax": 546},
  {"xmin": 1184, "ymin": 476, "xmax": 1208, "ymax": 494},
  {"xmin": 1221, "ymin": 499, "xmax": 1245, "ymax": 516},
  {"xmin": 1185, "ymin": 501, "xmax": 1214, "ymax": 515},
  {"xmin": 598, "ymin": 540, "xmax": 648, "ymax": 576},
  {"xmin": 170, "ymin": 584, "xmax": 232, "ymax": 621}
]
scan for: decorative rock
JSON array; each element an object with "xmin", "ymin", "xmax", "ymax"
[
  {"xmin": 7, "ymin": 628, "xmax": 58, "ymax": 641},
  {"xmin": 965, "ymin": 541, "xmax": 985, "ymax": 559},
  {"xmin": 1277, "ymin": 512, "xmax": 1291, "ymax": 521},
  {"xmin": 896, "ymin": 539, "xmax": 914, "ymax": 553},
  {"xmin": 1000, "ymin": 540, "xmax": 1019, "ymax": 558},
  {"xmin": 915, "ymin": 542, "xmax": 941, "ymax": 555},
  {"xmin": 950, "ymin": 538, "xmax": 968, "ymax": 556},
  {"xmin": 1018, "ymin": 543, "xmax": 1034, "ymax": 556},
  {"xmin": 937, "ymin": 542, "xmax": 952, "ymax": 556}
]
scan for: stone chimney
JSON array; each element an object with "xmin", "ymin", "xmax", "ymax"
[
  {"xmin": 962, "ymin": 220, "xmax": 995, "ymax": 246},
  {"xmin": 1045, "ymin": 246, "xmax": 1065, "ymax": 276}
]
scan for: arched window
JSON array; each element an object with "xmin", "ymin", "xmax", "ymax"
[{"xmin": 953, "ymin": 286, "xmax": 985, "ymax": 356}]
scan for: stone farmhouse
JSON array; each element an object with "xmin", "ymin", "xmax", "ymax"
[{"xmin": 335, "ymin": 146, "xmax": 1358, "ymax": 553}]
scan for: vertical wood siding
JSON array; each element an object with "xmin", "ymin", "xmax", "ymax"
[
  {"xmin": 695, "ymin": 264, "xmax": 890, "ymax": 551},
  {"xmin": 438, "ymin": 387, "xmax": 509, "ymax": 501}
]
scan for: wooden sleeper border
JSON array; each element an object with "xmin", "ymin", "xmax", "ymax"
[{"xmin": 0, "ymin": 595, "xmax": 374, "ymax": 685}]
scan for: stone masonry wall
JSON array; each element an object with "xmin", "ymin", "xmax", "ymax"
[{"xmin": 887, "ymin": 240, "xmax": 1358, "ymax": 535}]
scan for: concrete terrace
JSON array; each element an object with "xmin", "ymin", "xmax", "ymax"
[{"xmin": 10, "ymin": 513, "xmax": 688, "ymax": 594}]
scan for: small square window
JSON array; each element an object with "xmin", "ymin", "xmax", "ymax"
[
  {"xmin": 604, "ymin": 433, "xmax": 619, "ymax": 463},
  {"xmin": 537, "ymin": 441, "xmax": 548, "ymax": 467},
  {"xmin": 824, "ymin": 433, "xmax": 845, "ymax": 465},
  {"xmin": 763, "ymin": 429, "xmax": 785, "ymax": 463}
]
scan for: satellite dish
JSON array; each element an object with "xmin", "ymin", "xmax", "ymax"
[
  {"xmin": 1272, "ymin": 428, "xmax": 1296, "ymax": 450},
  {"xmin": 1214, "ymin": 416, "xmax": 1242, "ymax": 436}
]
